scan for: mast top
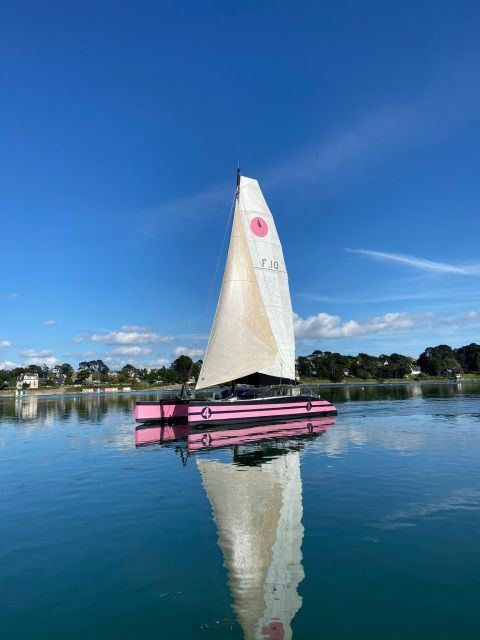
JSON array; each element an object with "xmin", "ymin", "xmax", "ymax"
[{"xmin": 236, "ymin": 167, "xmax": 241, "ymax": 200}]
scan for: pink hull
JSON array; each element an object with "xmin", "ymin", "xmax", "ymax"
[
  {"xmin": 135, "ymin": 396, "xmax": 336, "ymax": 427},
  {"xmin": 134, "ymin": 403, "xmax": 188, "ymax": 421},
  {"xmin": 187, "ymin": 401, "xmax": 336, "ymax": 426}
]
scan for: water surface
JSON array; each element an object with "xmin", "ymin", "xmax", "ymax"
[{"xmin": 1, "ymin": 383, "xmax": 480, "ymax": 639}]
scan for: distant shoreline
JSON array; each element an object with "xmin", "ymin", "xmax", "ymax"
[{"xmin": 1, "ymin": 378, "xmax": 479, "ymax": 399}]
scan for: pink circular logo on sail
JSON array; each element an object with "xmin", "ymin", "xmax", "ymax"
[{"xmin": 250, "ymin": 216, "xmax": 268, "ymax": 237}]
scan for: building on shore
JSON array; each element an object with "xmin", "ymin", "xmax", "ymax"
[{"xmin": 16, "ymin": 373, "xmax": 39, "ymax": 390}]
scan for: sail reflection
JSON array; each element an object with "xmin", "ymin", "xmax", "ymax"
[{"xmin": 135, "ymin": 417, "xmax": 335, "ymax": 639}]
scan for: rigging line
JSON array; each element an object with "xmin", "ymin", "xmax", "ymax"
[{"xmin": 188, "ymin": 184, "xmax": 237, "ymax": 382}]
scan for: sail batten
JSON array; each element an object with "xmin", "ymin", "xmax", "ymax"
[{"xmin": 196, "ymin": 176, "xmax": 295, "ymax": 390}]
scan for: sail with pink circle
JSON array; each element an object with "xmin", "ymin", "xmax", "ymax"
[{"xmin": 196, "ymin": 176, "xmax": 295, "ymax": 390}]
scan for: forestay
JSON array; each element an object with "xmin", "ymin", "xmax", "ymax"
[{"xmin": 196, "ymin": 176, "xmax": 295, "ymax": 390}]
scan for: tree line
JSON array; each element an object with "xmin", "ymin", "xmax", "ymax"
[
  {"xmin": 1, "ymin": 343, "xmax": 480, "ymax": 389},
  {"xmin": 0, "ymin": 355, "xmax": 201, "ymax": 389},
  {"xmin": 298, "ymin": 342, "xmax": 480, "ymax": 382}
]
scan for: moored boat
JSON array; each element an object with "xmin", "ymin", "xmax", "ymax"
[
  {"xmin": 135, "ymin": 390, "xmax": 336, "ymax": 427},
  {"xmin": 135, "ymin": 170, "xmax": 336, "ymax": 427}
]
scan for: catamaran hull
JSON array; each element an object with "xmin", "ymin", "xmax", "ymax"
[{"xmin": 135, "ymin": 396, "xmax": 337, "ymax": 428}]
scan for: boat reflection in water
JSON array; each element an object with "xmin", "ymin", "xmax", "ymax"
[{"xmin": 135, "ymin": 417, "xmax": 335, "ymax": 639}]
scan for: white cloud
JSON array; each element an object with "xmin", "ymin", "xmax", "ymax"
[
  {"xmin": 91, "ymin": 330, "xmax": 173, "ymax": 345},
  {"xmin": 44, "ymin": 320, "xmax": 57, "ymax": 326},
  {"xmin": 120, "ymin": 325, "xmax": 148, "ymax": 331},
  {"xmin": 0, "ymin": 360, "xmax": 21, "ymax": 370},
  {"xmin": 104, "ymin": 356, "xmax": 171, "ymax": 370},
  {"xmin": 444, "ymin": 310, "xmax": 480, "ymax": 326},
  {"xmin": 63, "ymin": 351, "xmax": 95, "ymax": 359},
  {"xmin": 25, "ymin": 356, "xmax": 59, "ymax": 366},
  {"xmin": 346, "ymin": 248, "xmax": 479, "ymax": 275},
  {"xmin": 109, "ymin": 346, "xmax": 152, "ymax": 356},
  {"xmin": 19, "ymin": 348, "xmax": 60, "ymax": 367},
  {"xmin": 144, "ymin": 358, "xmax": 170, "ymax": 367},
  {"xmin": 20, "ymin": 349, "xmax": 53, "ymax": 358},
  {"xmin": 293, "ymin": 309, "xmax": 480, "ymax": 340},
  {"xmin": 76, "ymin": 326, "xmax": 174, "ymax": 345},
  {"xmin": 294, "ymin": 312, "xmax": 416, "ymax": 339},
  {"xmin": 173, "ymin": 346, "xmax": 204, "ymax": 357},
  {"xmin": 0, "ymin": 340, "xmax": 11, "ymax": 348}
]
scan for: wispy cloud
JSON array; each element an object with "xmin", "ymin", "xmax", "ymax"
[
  {"xmin": 139, "ymin": 57, "xmax": 480, "ymax": 226},
  {"xmin": 63, "ymin": 351, "xmax": 95, "ymax": 359},
  {"xmin": 139, "ymin": 182, "xmax": 232, "ymax": 233},
  {"xmin": 0, "ymin": 340, "xmax": 11, "ymax": 348},
  {"xmin": 346, "ymin": 248, "xmax": 479, "ymax": 275},
  {"xmin": 374, "ymin": 488, "xmax": 480, "ymax": 530},
  {"xmin": 9, "ymin": 292, "xmax": 19, "ymax": 299},
  {"xmin": 293, "ymin": 309, "xmax": 480, "ymax": 339},
  {"xmin": 44, "ymin": 319, "xmax": 57, "ymax": 326}
]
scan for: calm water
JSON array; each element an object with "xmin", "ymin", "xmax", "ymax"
[{"xmin": 1, "ymin": 383, "xmax": 480, "ymax": 639}]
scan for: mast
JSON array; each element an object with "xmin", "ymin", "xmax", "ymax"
[{"xmin": 236, "ymin": 167, "xmax": 241, "ymax": 200}]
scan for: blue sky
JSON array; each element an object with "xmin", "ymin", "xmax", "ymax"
[{"xmin": 1, "ymin": 0, "xmax": 480, "ymax": 370}]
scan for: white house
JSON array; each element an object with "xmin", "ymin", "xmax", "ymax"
[{"xmin": 16, "ymin": 373, "xmax": 39, "ymax": 390}]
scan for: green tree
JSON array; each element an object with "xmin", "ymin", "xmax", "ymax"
[
  {"xmin": 297, "ymin": 356, "xmax": 313, "ymax": 378},
  {"xmin": 76, "ymin": 369, "xmax": 92, "ymax": 383},
  {"xmin": 418, "ymin": 345, "xmax": 462, "ymax": 376},
  {"xmin": 455, "ymin": 343, "xmax": 480, "ymax": 373},
  {"xmin": 59, "ymin": 363, "xmax": 74, "ymax": 377},
  {"xmin": 26, "ymin": 364, "xmax": 42, "ymax": 375},
  {"xmin": 172, "ymin": 355, "xmax": 193, "ymax": 383},
  {"xmin": 79, "ymin": 360, "xmax": 109, "ymax": 373}
]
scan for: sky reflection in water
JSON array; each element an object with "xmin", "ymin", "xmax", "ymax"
[{"xmin": 1, "ymin": 383, "xmax": 480, "ymax": 639}]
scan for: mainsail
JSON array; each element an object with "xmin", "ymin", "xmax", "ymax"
[
  {"xmin": 198, "ymin": 451, "xmax": 304, "ymax": 640},
  {"xmin": 196, "ymin": 176, "xmax": 295, "ymax": 390}
]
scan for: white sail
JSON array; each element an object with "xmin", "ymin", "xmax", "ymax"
[
  {"xmin": 198, "ymin": 451, "xmax": 304, "ymax": 640},
  {"xmin": 196, "ymin": 176, "xmax": 295, "ymax": 389}
]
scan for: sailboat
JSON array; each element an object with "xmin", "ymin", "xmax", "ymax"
[{"xmin": 136, "ymin": 171, "xmax": 337, "ymax": 427}]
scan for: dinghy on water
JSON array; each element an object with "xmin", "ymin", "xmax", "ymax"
[{"xmin": 135, "ymin": 170, "xmax": 336, "ymax": 427}]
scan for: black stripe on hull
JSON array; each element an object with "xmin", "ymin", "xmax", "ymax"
[{"xmin": 135, "ymin": 416, "xmax": 189, "ymax": 425}]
